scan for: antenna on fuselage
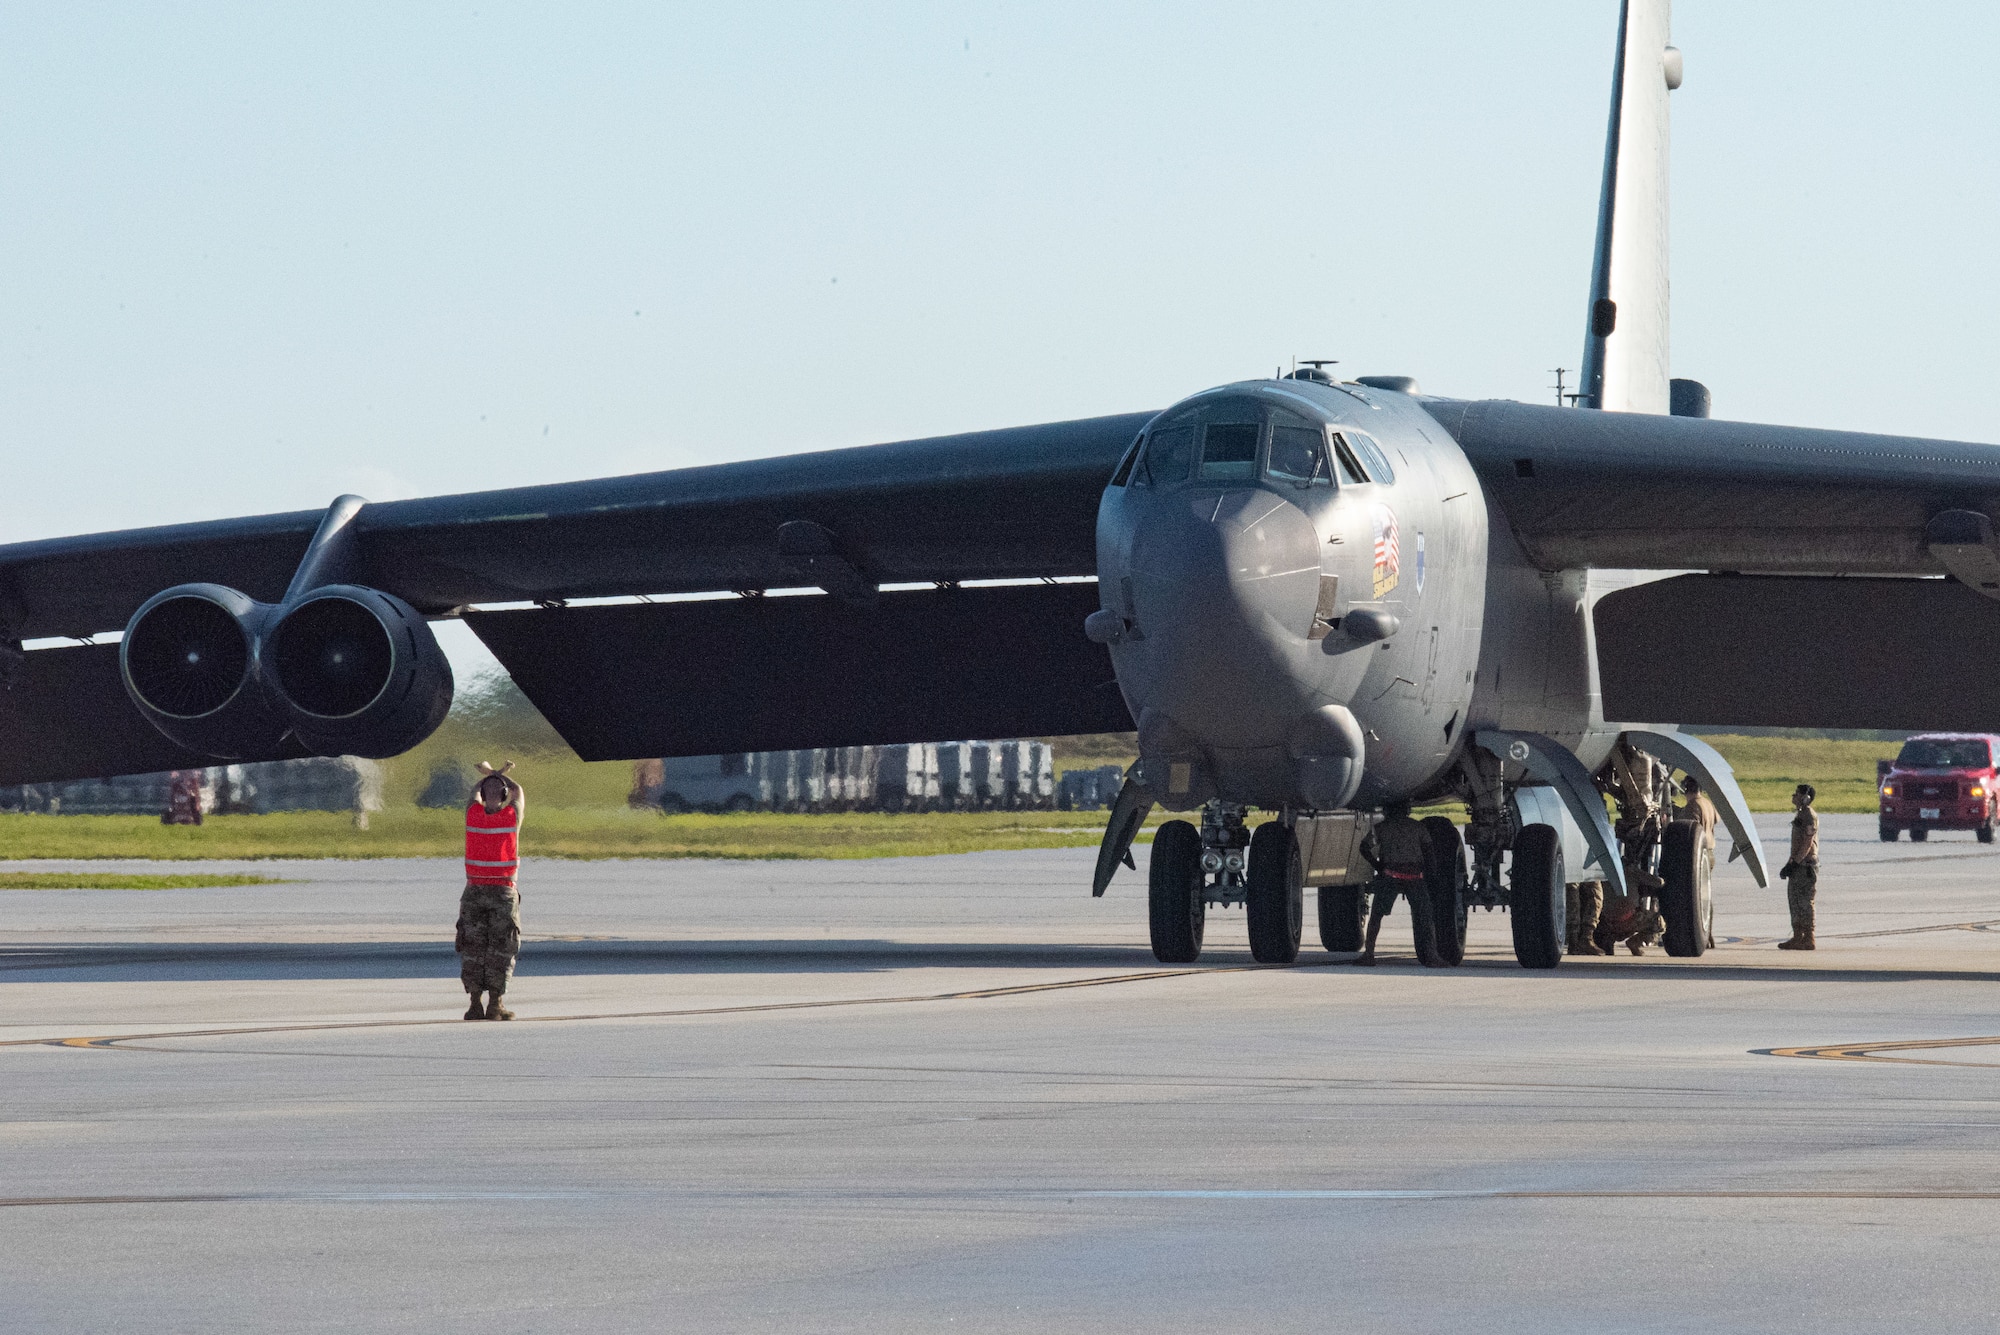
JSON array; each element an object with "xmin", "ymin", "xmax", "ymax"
[{"xmin": 1549, "ymin": 367, "xmax": 1582, "ymax": 407}]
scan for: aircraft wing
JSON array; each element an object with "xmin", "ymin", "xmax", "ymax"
[
  {"xmin": 0, "ymin": 412, "xmax": 1151, "ymax": 780},
  {"xmin": 1423, "ymin": 397, "xmax": 2000, "ymax": 576},
  {"xmin": 0, "ymin": 412, "xmax": 1152, "ymax": 640},
  {"xmin": 1422, "ymin": 398, "xmax": 2000, "ymax": 732}
]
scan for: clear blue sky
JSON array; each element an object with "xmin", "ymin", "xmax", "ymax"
[{"xmin": 3, "ymin": 3, "xmax": 1995, "ymax": 670}]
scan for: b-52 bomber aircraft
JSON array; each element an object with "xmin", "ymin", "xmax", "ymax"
[{"xmin": 1, "ymin": 0, "xmax": 1994, "ymax": 969}]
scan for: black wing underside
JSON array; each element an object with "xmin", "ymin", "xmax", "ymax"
[
  {"xmin": 467, "ymin": 584, "xmax": 1131, "ymax": 759},
  {"xmin": 1594, "ymin": 574, "xmax": 2000, "ymax": 732}
]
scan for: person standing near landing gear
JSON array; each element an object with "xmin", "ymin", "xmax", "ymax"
[
  {"xmin": 1778, "ymin": 784, "xmax": 1819, "ymax": 950},
  {"xmin": 1351, "ymin": 801, "xmax": 1428, "ymax": 966},
  {"xmin": 458, "ymin": 762, "xmax": 525, "ymax": 1019}
]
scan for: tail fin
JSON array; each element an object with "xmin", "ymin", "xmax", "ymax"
[{"xmin": 1579, "ymin": 0, "xmax": 1680, "ymax": 413}]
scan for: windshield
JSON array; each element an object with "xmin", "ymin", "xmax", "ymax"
[
  {"xmin": 1133, "ymin": 395, "xmax": 1353, "ymax": 490},
  {"xmin": 1897, "ymin": 738, "xmax": 1990, "ymax": 769},
  {"xmin": 1137, "ymin": 421, "xmax": 1196, "ymax": 485},
  {"xmin": 1267, "ymin": 414, "xmax": 1331, "ymax": 487},
  {"xmin": 1197, "ymin": 421, "xmax": 1260, "ymax": 481}
]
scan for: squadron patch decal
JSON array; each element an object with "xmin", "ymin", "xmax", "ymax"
[{"xmin": 1371, "ymin": 504, "xmax": 1400, "ymax": 598}]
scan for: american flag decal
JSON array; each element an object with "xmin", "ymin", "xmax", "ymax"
[{"xmin": 1371, "ymin": 504, "xmax": 1400, "ymax": 598}]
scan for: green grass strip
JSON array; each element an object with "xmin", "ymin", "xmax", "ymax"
[{"xmin": 0, "ymin": 872, "xmax": 291, "ymax": 890}]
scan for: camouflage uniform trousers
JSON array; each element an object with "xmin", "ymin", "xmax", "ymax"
[
  {"xmin": 456, "ymin": 884, "xmax": 521, "ymax": 994},
  {"xmin": 1786, "ymin": 863, "xmax": 1818, "ymax": 938},
  {"xmin": 1566, "ymin": 883, "xmax": 1603, "ymax": 952}
]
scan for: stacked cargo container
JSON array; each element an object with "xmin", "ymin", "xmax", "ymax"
[{"xmin": 636, "ymin": 741, "xmax": 1060, "ymax": 814}]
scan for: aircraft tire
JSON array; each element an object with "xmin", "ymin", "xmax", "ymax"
[
  {"xmin": 1318, "ymin": 887, "xmax": 1366, "ymax": 953},
  {"xmin": 1508, "ymin": 824, "xmax": 1564, "ymax": 970},
  {"xmin": 1148, "ymin": 820, "xmax": 1205, "ymax": 964},
  {"xmin": 1422, "ymin": 816, "xmax": 1469, "ymax": 967},
  {"xmin": 1246, "ymin": 822, "xmax": 1304, "ymax": 964},
  {"xmin": 1659, "ymin": 822, "xmax": 1712, "ymax": 957}
]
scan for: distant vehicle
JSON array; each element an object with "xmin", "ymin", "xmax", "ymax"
[
  {"xmin": 1878, "ymin": 734, "xmax": 2000, "ymax": 842},
  {"xmin": 656, "ymin": 753, "xmax": 763, "ymax": 814},
  {"xmin": 877, "ymin": 744, "xmax": 940, "ymax": 812},
  {"xmin": 1058, "ymin": 765, "xmax": 1129, "ymax": 812}
]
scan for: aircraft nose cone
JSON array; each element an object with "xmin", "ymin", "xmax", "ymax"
[{"xmin": 1122, "ymin": 488, "xmax": 1321, "ymax": 741}]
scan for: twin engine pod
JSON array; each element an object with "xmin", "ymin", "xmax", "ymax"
[{"xmin": 119, "ymin": 583, "xmax": 454, "ymax": 760}]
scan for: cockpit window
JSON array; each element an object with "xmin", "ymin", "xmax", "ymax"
[
  {"xmin": 1267, "ymin": 422, "xmax": 1331, "ymax": 487},
  {"xmin": 1136, "ymin": 421, "xmax": 1196, "ymax": 486},
  {"xmin": 1197, "ymin": 421, "xmax": 1260, "ymax": 481},
  {"xmin": 1328, "ymin": 432, "xmax": 1368, "ymax": 484},
  {"xmin": 1345, "ymin": 430, "xmax": 1397, "ymax": 484},
  {"xmin": 1110, "ymin": 434, "xmax": 1143, "ymax": 486}
]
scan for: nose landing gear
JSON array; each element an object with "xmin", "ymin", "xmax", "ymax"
[{"xmin": 1147, "ymin": 802, "xmax": 1303, "ymax": 964}]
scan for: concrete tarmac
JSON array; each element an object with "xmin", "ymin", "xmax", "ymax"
[{"xmin": 5, "ymin": 812, "xmax": 2000, "ymax": 1332}]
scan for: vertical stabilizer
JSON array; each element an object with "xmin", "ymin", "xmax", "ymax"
[{"xmin": 1580, "ymin": 0, "xmax": 1679, "ymax": 413}]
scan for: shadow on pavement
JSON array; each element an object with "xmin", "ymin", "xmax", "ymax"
[{"xmin": 0, "ymin": 940, "xmax": 1170, "ymax": 983}]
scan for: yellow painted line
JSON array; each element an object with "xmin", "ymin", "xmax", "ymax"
[
  {"xmin": 5, "ymin": 965, "xmax": 1246, "ymax": 1052},
  {"xmin": 1762, "ymin": 1035, "xmax": 2000, "ymax": 1067}
]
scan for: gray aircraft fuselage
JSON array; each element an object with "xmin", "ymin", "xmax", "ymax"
[{"xmin": 1095, "ymin": 376, "xmax": 1623, "ymax": 813}]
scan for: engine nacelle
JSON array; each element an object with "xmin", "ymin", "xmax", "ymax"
[
  {"xmin": 120, "ymin": 581, "xmax": 454, "ymax": 761},
  {"xmin": 261, "ymin": 585, "xmax": 454, "ymax": 758},
  {"xmin": 120, "ymin": 584, "xmax": 290, "ymax": 758}
]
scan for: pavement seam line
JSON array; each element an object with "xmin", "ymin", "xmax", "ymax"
[{"xmin": 3, "ymin": 964, "xmax": 1243, "ymax": 1051}]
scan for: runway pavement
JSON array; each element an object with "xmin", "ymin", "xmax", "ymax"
[{"xmin": 5, "ymin": 812, "xmax": 2000, "ymax": 1333}]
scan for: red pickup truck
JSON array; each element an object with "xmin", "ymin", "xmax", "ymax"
[{"xmin": 1879, "ymin": 733, "xmax": 2000, "ymax": 842}]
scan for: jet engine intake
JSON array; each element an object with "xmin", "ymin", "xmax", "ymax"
[
  {"xmin": 120, "ymin": 583, "xmax": 289, "ymax": 758},
  {"xmin": 262, "ymin": 585, "xmax": 454, "ymax": 758}
]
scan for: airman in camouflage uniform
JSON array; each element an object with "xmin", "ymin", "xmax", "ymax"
[
  {"xmin": 457, "ymin": 763, "xmax": 525, "ymax": 1020},
  {"xmin": 1778, "ymin": 783, "xmax": 1819, "ymax": 950},
  {"xmin": 1351, "ymin": 801, "xmax": 1429, "ymax": 965}
]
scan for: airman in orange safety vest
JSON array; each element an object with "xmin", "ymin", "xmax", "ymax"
[{"xmin": 456, "ymin": 761, "xmax": 525, "ymax": 1020}]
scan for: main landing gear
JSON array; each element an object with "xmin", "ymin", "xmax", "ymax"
[{"xmin": 1658, "ymin": 821, "xmax": 1714, "ymax": 957}]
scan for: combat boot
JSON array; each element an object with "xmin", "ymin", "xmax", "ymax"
[
  {"xmin": 1777, "ymin": 934, "xmax": 1815, "ymax": 950},
  {"xmin": 1626, "ymin": 940, "xmax": 1647, "ymax": 956},
  {"xmin": 487, "ymin": 993, "xmax": 515, "ymax": 1020},
  {"xmin": 1572, "ymin": 939, "xmax": 1609, "ymax": 956},
  {"xmin": 464, "ymin": 992, "xmax": 484, "ymax": 1021}
]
